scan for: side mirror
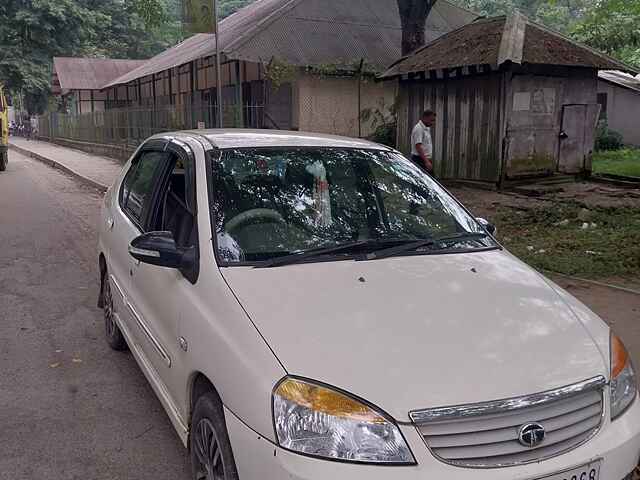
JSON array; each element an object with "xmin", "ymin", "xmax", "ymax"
[
  {"xmin": 129, "ymin": 231, "xmax": 184, "ymax": 269},
  {"xmin": 476, "ymin": 218, "xmax": 497, "ymax": 236}
]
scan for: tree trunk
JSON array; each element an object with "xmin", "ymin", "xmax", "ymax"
[{"xmin": 397, "ymin": 0, "xmax": 439, "ymax": 56}]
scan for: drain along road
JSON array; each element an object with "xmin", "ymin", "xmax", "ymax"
[
  {"xmin": 1, "ymin": 148, "xmax": 639, "ymax": 479},
  {"xmin": 0, "ymin": 151, "xmax": 190, "ymax": 479}
]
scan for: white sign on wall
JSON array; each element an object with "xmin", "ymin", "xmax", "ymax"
[
  {"xmin": 513, "ymin": 89, "xmax": 556, "ymax": 114},
  {"xmin": 513, "ymin": 92, "xmax": 531, "ymax": 111},
  {"xmin": 531, "ymin": 88, "xmax": 556, "ymax": 114}
]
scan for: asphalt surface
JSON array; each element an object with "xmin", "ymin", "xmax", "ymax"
[{"xmin": 0, "ymin": 152, "xmax": 190, "ymax": 479}]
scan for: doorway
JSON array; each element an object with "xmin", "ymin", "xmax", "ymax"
[{"xmin": 558, "ymin": 104, "xmax": 587, "ymax": 174}]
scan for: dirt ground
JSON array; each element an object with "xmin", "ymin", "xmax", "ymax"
[{"xmin": 449, "ymin": 181, "xmax": 640, "ymax": 220}]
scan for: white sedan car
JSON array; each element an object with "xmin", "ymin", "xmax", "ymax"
[{"xmin": 98, "ymin": 130, "xmax": 640, "ymax": 480}]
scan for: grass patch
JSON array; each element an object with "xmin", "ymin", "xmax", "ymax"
[
  {"xmin": 592, "ymin": 148, "xmax": 640, "ymax": 177},
  {"xmin": 495, "ymin": 204, "xmax": 640, "ymax": 279}
]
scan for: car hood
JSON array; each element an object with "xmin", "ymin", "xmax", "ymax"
[{"xmin": 221, "ymin": 250, "xmax": 609, "ymax": 421}]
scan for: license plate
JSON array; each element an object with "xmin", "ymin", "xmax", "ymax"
[{"xmin": 537, "ymin": 461, "xmax": 601, "ymax": 480}]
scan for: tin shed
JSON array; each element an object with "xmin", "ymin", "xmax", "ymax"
[
  {"xmin": 52, "ymin": 57, "xmax": 147, "ymax": 114},
  {"xmin": 382, "ymin": 13, "xmax": 637, "ymax": 185}
]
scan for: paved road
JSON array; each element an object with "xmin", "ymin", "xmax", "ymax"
[{"xmin": 0, "ymin": 152, "xmax": 190, "ymax": 479}]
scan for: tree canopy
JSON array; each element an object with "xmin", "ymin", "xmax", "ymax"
[{"xmin": 0, "ymin": 0, "xmax": 249, "ymax": 114}]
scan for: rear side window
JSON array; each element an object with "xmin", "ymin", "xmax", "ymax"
[{"xmin": 121, "ymin": 150, "xmax": 169, "ymax": 225}]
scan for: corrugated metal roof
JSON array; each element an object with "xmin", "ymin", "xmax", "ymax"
[
  {"xmin": 104, "ymin": 0, "xmax": 478, "ymax": 88},
  {"xmin": 598, "ymin": 70, "xmax": 640, "ymax": 93},
  {"xmin": 382, "ymin": 13, "xmax": 638, "ymax": 78},
  {"xmin": 53, "ymin": 57, "xmax": 147, "ymax": 92}
]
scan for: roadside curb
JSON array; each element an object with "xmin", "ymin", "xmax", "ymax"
[{"xmin": 9, "ymin": 142, "xmax": 108, "ymax": 194}]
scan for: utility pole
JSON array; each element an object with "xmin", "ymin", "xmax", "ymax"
[{"xmin": 213, "ymin": 0, "xmax": 223, "ymax": 128}]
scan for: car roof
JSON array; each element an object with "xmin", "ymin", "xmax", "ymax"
[{"xmin": 167, "ymin": 129, "xmax": 392, "ymax": 151}]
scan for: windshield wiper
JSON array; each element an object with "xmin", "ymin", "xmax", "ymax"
[
  {"xmin": 256, "ymin": 239, "xmax": 377, "ymax": 268},
  {"xmin": 361, "ymin": 232, "xmax": 490, "ymax": 261}
]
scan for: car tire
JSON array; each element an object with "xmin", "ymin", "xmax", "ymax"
[
  {"xmin": 102, "ymin": 271, "xmax": 128, "ymax": 351},
  {"xmin": 190, "ymin": 391, "xmax": 239, "ymax": 480},
  {"xmin": 0, "ymin": 151, "xmax": 7, "ymax": 171}
]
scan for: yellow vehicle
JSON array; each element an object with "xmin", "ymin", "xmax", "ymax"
[{"xmin": 0, "ymin": 85, "xmax": 8, "ymax": 171}]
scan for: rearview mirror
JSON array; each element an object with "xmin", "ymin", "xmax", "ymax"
[
  {"xmin": 476, "ymin": 218, "xmax": 497, "ymax": 236},
  {"xmin": 129, "ymin": 231, "xmax": 184, "ymax": 269}
]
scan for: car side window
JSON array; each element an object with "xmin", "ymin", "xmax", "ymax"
[
  {"xmin": 150, "ymin": 153, "xmax": 197, "ymax": 249},
  {"xmin": 121, "ymin": 150, "xmax": 169, "ymax": 226}
]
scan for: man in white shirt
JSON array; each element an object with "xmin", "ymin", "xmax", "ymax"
[{"xmin": 411, "ymin": 110, "xmax": 436, "ymax": 174}]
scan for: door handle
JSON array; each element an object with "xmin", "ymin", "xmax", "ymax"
[{"xmin": 106, "ymin": 217, "xmax": 114, "ymax": 230}]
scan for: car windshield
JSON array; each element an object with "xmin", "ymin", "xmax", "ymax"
[{"xmin": 209, "ymin": 148, "xmax": 497, "ymax": 264}]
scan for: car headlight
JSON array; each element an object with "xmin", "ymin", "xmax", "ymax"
[
  {"xmin": 610, "ymin": 332, "xmax": 637, "ymax": 419},
  {"xmin": 272, "ymin": 377, "xmax": 415, "ymax": 464}
]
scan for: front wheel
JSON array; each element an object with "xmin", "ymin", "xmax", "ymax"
[{"xmin": 190, "ymin": 392, "xmax": 239, "ymax": 480}]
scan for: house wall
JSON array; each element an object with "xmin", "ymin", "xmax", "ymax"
[
  {"xmin": 504, "ymin": 67, "xmax": 599, "ymax": 177},
  {"xmin": 396, "ymin": 66, "xmax": 600, "ymax": 183},
  {"xmin": 396, "ymin": 72, "xmax": 504, "ymax": 182},
  {"xmin": 297, "ymin": 73, "xmax": 397, "ymax": 138},
  {"xmin": 105, "ymin": 60, "xmax": 263, "ymax": 108},
  {"xmin": 597, "ymin": 80, "xmax": 640, "ymax": 147},
  {"xmin": 76, "ymin": 89, "xmax": 107, "ymax": 114}
]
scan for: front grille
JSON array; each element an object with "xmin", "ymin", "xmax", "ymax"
[{"xmin": 410, "ymin": 376, "xmax": 606, "ymax": 468}]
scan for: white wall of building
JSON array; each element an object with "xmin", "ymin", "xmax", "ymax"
[
  {"xmin": 597, "ymin": 80, "xmax": 640, "ymax": 147},
  {"xmin": 297, "ymin": 73, "xmax": 397, "ymax": 138}
]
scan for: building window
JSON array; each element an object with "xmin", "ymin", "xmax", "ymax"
[{"xmin": 597, "ymin": 92, "xmax": 608, "ymax": 120}]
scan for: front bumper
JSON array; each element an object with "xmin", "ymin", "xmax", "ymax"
[{"xmin": 225, "ymin": 395, "xmax": 640, "ymax": 480}]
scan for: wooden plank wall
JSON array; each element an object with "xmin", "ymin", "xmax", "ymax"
[{"xmin": 397, "ymin": 73, "xmax": 504, "ymax": 183}]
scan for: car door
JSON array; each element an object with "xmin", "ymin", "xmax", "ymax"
[
  {"xmin": 127, "ymin": 140, "xmax": 199, "ymax": 419},
  {"xmin": 106, "ymin": 143, "xmax": 170, "ymax": 339}
]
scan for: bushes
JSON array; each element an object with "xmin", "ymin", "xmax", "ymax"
[
  {"xmin": 368, "ymin": 122, "xmax": 397, "ymax": 148},
  {"xmin": 360, "ymin": 100, "xmax": 397, "ymax": 148},
  {"xmin": 595, "ymin": 120, "xmax": 624, "ymax": 151}
]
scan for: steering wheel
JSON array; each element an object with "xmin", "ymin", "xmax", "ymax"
[{"xmin": 225, "ymin": 208, "xmax": 286, "ymax": 233}]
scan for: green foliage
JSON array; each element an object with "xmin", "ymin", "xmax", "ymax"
[
  {"xmin": 219, "ymin": 0, "xmax": 254, "ymax": 18},
  {"xmin": 0, "ymin": 0, "xmax": 95, "ymax": 113},
  {"xmin": 85, "ymin": 0, "xmax": 182, "ymax": 59},
  {"xmin": 458, "ymin": 0, "xmax": 587, "ymax": 32},
  {"xmin": 130, "ymin": 0, "xmax": 171, "ymax": 28},
  {"xmin": 305, "ymin": 59, "xmax": 378, "ymax": 77},
  {"xmin": 593, "ymin": 149, "xmax": 640, "ymax": 177},
  {"xmin": 570, "ymin": 0, "xmax": 640, "ymax": 68},
  {"xmin": 0, "ymin": 0, "xmax": 259, "ymax": 114},
  {"xmin": 360, "ymin": 100, "xmax": 397, "ymax": 147},
  {"xmin": 264, "ymin": 58, "xmax": 297, "ymax": 89},
  {"xmin": 595, "ymin": 121, "xmax": 624, "ymax": 151},
  {"xmin": 496, "ymin": 204, "xmax": 640, "ymax": 279},
  {"xmin": 0, "ymin": 0, "xmax": 184, "ymax": 114},
  {"xmin": 133, "ymin": 0, "xmax": 254, "ymax": 25}
]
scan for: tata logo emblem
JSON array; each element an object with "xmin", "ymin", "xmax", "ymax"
[{"xmin": 518, "ymin": 423, "xmax": 546, "ymax": 448}]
